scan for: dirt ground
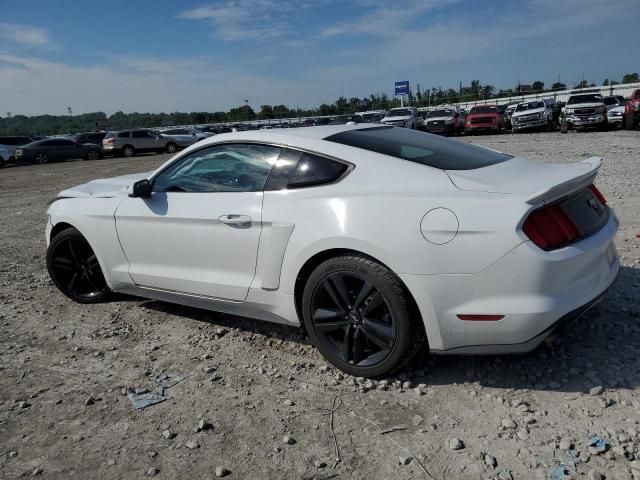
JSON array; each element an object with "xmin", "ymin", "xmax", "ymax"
[{"xmin": 1, "ymin": 131, "xmax": 639, "ymax": 480}]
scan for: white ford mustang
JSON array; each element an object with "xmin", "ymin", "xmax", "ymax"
[{"xmin": 46, "ymin": 125, "xmax": 619, "ymax": 377}]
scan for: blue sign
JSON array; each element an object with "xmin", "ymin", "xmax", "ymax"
[{"xmin": 395, "ymin": 80, "xmax": 410, "ymax": 96}]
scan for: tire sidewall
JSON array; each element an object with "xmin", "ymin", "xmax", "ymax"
[{"xmin": 301, "ymin": 255, "xmax": 420, "ymax": 378}]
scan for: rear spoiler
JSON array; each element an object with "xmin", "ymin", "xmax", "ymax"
[{"xmin": 525, "ymin": 156, "xmax": 602, "ymax": 205}]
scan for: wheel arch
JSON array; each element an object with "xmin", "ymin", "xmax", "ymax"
[
  {"xmin": 50, "ymin": 221, "xmax": 76, "ymax": 242},
  {"xmin": 293, "ymin": 248, "xmax": 426, "ymax": 345}
]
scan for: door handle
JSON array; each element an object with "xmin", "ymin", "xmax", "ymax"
[{"xmin": 219, "ymin": 214, "xmax": 252, "ymax": 228}]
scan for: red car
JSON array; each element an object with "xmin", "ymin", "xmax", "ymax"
[
  {"xmin": 464, "ymin": 106, "xmax": 503, "ymax": 135},
  {"xmin": 624, "ymin": 89, "xmax": 640, "ymax": 130}
]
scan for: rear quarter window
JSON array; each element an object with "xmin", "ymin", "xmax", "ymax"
[
  {"xmin": 326, "ymin": 126, "xmax": 511, "ymax": 171},
  {"xmin": 265, "ymin": 149, "xmax": 349, "ymax": 190}
]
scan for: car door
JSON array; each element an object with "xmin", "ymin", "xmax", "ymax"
[
  {"xmin": 115, "ymin": 143, "xmax": 281, "ymax": 301},
  {"xmin": 131, "ymin": 130, "xmax": 152, "ymax": 151}
]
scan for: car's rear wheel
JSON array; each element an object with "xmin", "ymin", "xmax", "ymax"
[
  {"xmin": 166, "ymin": 142, "xmax": 178, "ymax": 154},
  {"xmin": 302, "ymin": 255, "xmax": 424, "ymax": 378},
  {"xmin": 47, "ymin": 228, "xmax": 110, "ymax": 303},
  {"xmin": 34, "ymin": 153, "xmax": 48, "ymax": 164},
  {"xmin": 122, "ymin": 145, "xmax": 135, "ymax": 157},
  {"xmin": 560, "ymin": 120, "xmax": 569, "ymax": 134},
  {"xmin": 86, "ymin": 149, "xmax": 101, "ymax": 160}
]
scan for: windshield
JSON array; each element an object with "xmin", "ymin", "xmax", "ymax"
[
  {"xmin": 516, "ymin": 101, "xmax": 545, "ymax": 112},
  {"xmin": 568, "ymin": 94, "xmax": 602, "ymax": 105},
  {"xmin": 469, "ymin": 106, "xmax": 497, "ymax": 114},
  {"xmin": 428, "ymin": 110, "xmax": 453, "ymax": 117},
  {"xmin": 326, "ymin": 126, "xmax": 511, "ymax": 171},
  {"xmin": 388, "ymin": 109, "xmax": 411, "ymax": 117},
  {"xmin": 603, "ymin": 97, "xmax": 618, "ymax": 105}
]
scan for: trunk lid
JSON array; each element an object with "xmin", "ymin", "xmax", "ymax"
[{"xmin": 446, "ymin": 156, "xmax": 601, "ymax": 206}]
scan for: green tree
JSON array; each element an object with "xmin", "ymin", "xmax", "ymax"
[
  {"xmin": 622, "ymin": 72, "xmax": 639, "ymax": 83},
  {"xmin": 532, "ymin": 80, "xmax": 545, "ymax": 91},
  {"xmin": 551, "ymin": 82, "xmax": 567, "ymax": 90}
]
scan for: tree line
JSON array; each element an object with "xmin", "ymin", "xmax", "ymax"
[{"xmin": 2, "ymin": 73, "xmax": 638, "ymax": 136}]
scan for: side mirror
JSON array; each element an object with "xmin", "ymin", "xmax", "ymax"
[{"xmin": 130, "ymin": 179, "xmax": 152, "ymax": 198}]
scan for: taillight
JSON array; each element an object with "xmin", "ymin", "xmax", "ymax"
[
  {"xmin": 589, "ymin": 184, "xmax": 606, "ymax": 204},
  {"xmin": 523, "ymin": 204, "xmax": 579, "ymax": 251},
  {"xmin": 105, "ymin": 138, "xmax": 115, "ymax": 144}
]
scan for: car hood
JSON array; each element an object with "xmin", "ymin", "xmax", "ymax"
[
  {"xmin": 57, "ymin": 171, "xmax": 152, "ymax": 198},
  {"xmin": 446, "ymin": 156, "xmax": 601, "ymax": 204},
  {"xmin": 512, "ymin": 107, "xmax": 546, "ymax": 117},
  {"xmin": 608, "ymin": 106, "xmax": 625, "ymax": 114},
  {"xmin": 382, "ymin": 116, "xmax": 411, "ymax": 121},
  {"xmin": 565, "ymin": 102, "xmax": 604, "ymax": 109}
]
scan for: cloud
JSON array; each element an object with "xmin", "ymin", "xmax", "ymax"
[
  {"xmin": 0, "ymin": 23, "xmax": 50, "ymax": 47},
  {"xmin": 178, "ymin": 1, "xmax": 299, "ymax": 41}
]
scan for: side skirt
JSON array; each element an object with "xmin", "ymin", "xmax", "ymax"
[{"xmin": 115, "ymin": 285, "xmax": 298, "ymax": 326}]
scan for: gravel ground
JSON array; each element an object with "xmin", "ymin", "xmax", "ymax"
[{"xmin": 1, "ymin": 131, "xmax": 639, "ymax": 480}]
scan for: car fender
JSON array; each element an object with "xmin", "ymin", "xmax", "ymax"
[{"xmin": 47, "ymin": 198, "xmax": 133, "ymax": 289}]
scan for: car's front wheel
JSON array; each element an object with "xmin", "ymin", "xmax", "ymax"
[
  {"xmin": 302, "ymin": 255, "xmax": 424, "ymax": 378},
  {"xmin": 34, "ymin": 153, "xmax": 48, "ymax": 164},
  {"xmin": 166, "ymin": 142, "xmax": 178, "ymax": 153},
  {"xmin": 47, "ymin": 227, "xmax": 110, "ymax": 303}
]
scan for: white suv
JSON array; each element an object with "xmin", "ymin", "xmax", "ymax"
[{"xmin": 381, "ymin": 107, "xmax": 420, "ymax": 129}]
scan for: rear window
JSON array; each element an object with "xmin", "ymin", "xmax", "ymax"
[{"xmin": 325, "ymin": 127, "xmax": 512, "ymax": 171}]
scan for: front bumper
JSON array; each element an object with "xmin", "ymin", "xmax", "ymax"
[
  {"xmin": 465, "ymin": 124, "xmax": 498, "ymax": 131},
  {"xmin": 607, "ymin": 115, "xmax": 623, "ymax": 125},
  {"xmin": 401, "ymin": 211, "xmax": 619, "ymax": 353},
  {"xmin": 512, "ymin": 118, "xmax": 547, "ymax": 130},
  {"xmin": 566, "ymin": 114, "xmax": 605, "ymax": 127}
]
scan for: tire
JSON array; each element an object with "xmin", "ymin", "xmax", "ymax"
[
  {"xmin": 47, "ymin": 227, "xmax": 110, "ymax": 304},
  {"xmin": 301, "ymin": 255, "xmax": 425, "ymax": 378},
  {"xmin": 122, "ymin": 145, "xmax": 135, "ymax": 157},
  {"xmin": 86, "ymin": 149, "xmax": 101, "ymax": 161},
  {"xmin": 34, "ymin": 153, "xmax": 49, "ymax": 164},
  {"xmin": 624, "ymin": 114, "xmax": 636, "ymax": 130},
  {"xmin": 166, "ymin": 142, "xmax": 178, "ymax": 154},
  {"xmin": 560, "ymin": 120, "xmax": 568, "ymax": 134}
]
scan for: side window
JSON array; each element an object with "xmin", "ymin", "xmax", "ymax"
[
  {"xmin": 152, "ymin": 144, "xmax": 281, "ymax": 193},
  {"xmin": 118, "ymin": 131, "xmax": 130, "ymax": 138},
  {"xmin": 132, "ymin": 131, "xmax": 147, "ymax": 138},
  {"xmin": 265, "ymin": 149, "xmax": 350, "ymax": 190}
]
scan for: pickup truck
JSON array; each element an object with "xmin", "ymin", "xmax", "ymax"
[
  {"xmin": 560, "ymin": 92, "xmax": 608, "ymax": 133},
  {"xmin": 381, "ymin": 107, "xmax": 420, "ymax": 129},
  {"xmin": 511, "ymin": 99, "xmax": 553, "ymax": 132},
  {"xmin": 464, "ymin": 106, "xmax": 502, "ymax": 134},
  {"xmin": 624, "ymin": 89, "xmax": 640, "ymax": 130},
  {"xmin": 423, "ymin": 108, "xmax": 461, "ymax": 135}
]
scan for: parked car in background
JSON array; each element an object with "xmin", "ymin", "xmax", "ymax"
[
  {"xmin": 381, "ymin": 107, "xmax": 420, "ymax": 129},
  {"xmin": 0, "ymin": 136, "xmax": 34, "ymax": 160},
  {"xmin": 623, "ymin": 89, "xmax": 640, "ymax": 130},
  {"xmin": 464, "ymin": 105, "xmax": 503, "ymax": 134},
  {"xmin": 423, "ymin": 108, "xmax": 461, "ymax": 135},
  {"xmin": 603, "ymin": 96, "xmax": 626, "ymax": 110},
  {"xmin": 15, "ymin": 138, "xmax": 103, "ymax": 164},
  {"xmin": 328, "ymin": 115, "xmax": 361, "ymax": 125},
  {"xmin": 607, "ymin": 106, "xmax": 625, "ymax": 128},
  {"xmin": 0, "ymin": 147, "xmax": 10, "ymax": 167},
  {"xmin": 73, "ymin": 132, "xmax": 107, "ymax": 146},
  {"xmin": 102, "ymin": 129, "xmax": 180, "ymax": 157},
  {"xmin": 502, "ymin": 103, "xmax": 519, "ymax": 129},
  {"xmin": 159, "ymin": 127, "xmax": 213, "ymax": 148},
  {"xmin": 355, "ymin": 110, "xmax": 387, "ymax": 123},
  {"xmin": 511, "ymin": 100, "xmax": 553, "ymax": 132},
  {"xmin": 560, "ymin": 92, "xmax": 608, "ymax": 133}
]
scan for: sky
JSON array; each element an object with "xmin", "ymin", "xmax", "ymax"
[{"xmin": 0, "ymin": 0, "xmax": 639, "ymax": 116}]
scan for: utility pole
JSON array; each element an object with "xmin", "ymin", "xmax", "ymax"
[{"xmin": 67, "ymin": 106, "xmax": 72, "ymax": 118}]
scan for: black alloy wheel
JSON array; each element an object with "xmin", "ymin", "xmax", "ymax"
[
  {"xmin": 86, "ymin": 149, "xmax": 101, "ymax": 160},
  {"xmin": 122, "ymin": 145, "xmax": 135, "ymax": 157},
  {"xmin": 47, "ymin": 228, "xmax": 109, "ymax": 303},
  {"xmin": 302, "ymin": 255, "xmax": 424, "ymax": 377},
  {"xmin": 166, "ymin": 142, "xmax": 178, "ymax": 153},
  {"xmin": 34, "ymin": 152, "xmax": 48, "ymax": 164}
]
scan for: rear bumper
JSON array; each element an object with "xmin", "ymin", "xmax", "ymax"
[{"xmin": 401, "ymin": 211, "xmax": 619, "ymax": 352}]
